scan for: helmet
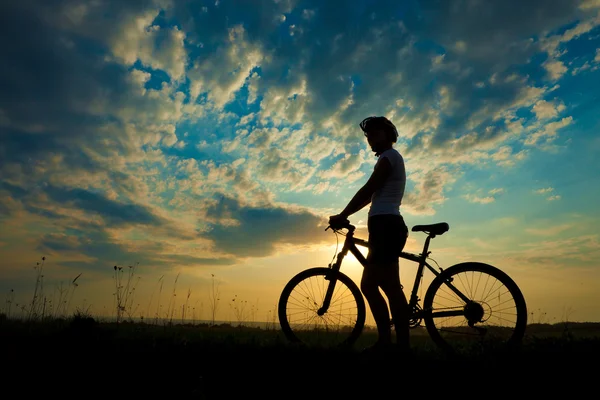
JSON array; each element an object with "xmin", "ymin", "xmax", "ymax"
[{"xmin": 359, "ymin": 116, "xmax": 398, "ymax": 143}]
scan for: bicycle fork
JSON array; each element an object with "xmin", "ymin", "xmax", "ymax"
[
  {"xmin": 317, "ymin": 275, "xmax": 337, "ymax": 316},
  {"xmin": 317, "ymin": 248, "xmax": 348, "ymax": 315}
]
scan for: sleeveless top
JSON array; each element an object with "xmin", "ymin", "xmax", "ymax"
[{"xmin": 368, "ymin": 148, "xmax": 406, "ymax": 217}]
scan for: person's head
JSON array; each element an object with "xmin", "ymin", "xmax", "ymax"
[{"xmin": 359, "ymin": 116, "xmax": 398, "ymax": 154}]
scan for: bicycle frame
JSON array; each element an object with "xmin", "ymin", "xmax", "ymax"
[{"xmin": 321, "ymin": 226, "xmax": 472, "ymax": 320}]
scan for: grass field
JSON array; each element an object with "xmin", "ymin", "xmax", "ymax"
[{"xmin": 2, "ymin": 314, "xmax": 599, "ymax": 398}]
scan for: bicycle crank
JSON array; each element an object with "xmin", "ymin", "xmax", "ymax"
[{"xmin": 409, "ymin": 304, "xmax": 423, "ymax": 328}]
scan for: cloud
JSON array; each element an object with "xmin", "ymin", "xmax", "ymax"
[
  {"xmin": 44, "ymin": 186, "xmax": 162, "ymax": 227},
  {"xmin": 509, "ymin": 234, "xmax": 600, "ymax": 267},
  {"xmin": 463, "ymin": 188, "xmax": 505, "ymax": 204},
  {"xmin": 106, "ymin": 9, "xmax": 188, "ymax": 81},
  {"xmin": 203, "ymin": 196, "xmax": 331, "ymax": 257},
  {"xmin": 541, "ymin": 11, "xmax": 600, "ymax": 57},
  {"xmin": 524, "ymin": 116, "xmax": 574, "ymax": 146},
  {"xmin": 464, "ymin": 194, "xmax": 495, "ymax": 204},
  {"xmin": 532, "ymin": 100, "xmax": 566, "ymax": 120},
  {"xmin": 533, "ymin": 187, "xmax": 562, "ymax": 201},
  {"xmin": 543, "ymin": 60, "xmax": 568, "ymax": 80},
  {"xmin": 402, "ymin": 167, "xmax": 455, "ymax": 215},
  {"xmin": 1, "ymin": 0, "xmax": 598, "ymax": 276},
  {"xmin": 491, "ymin": 146, "xmax": 528, "ymax": 167},
  {"xmin": 188, "ymin": 25, "xmax": 265, "ymax": 108},
  {"xmin": 535, "ymin": 187, "xmax": 555, "ymax": 194},
  {"xmin": 318, "ymin": 150, "xmax": 368, "ymax": 182}
]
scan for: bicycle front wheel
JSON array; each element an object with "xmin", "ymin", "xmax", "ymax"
[
  {"xmin": 423, "ymin": 262, "xmax": 527, "ymax": 354},
  {"xmin": 278, "ymin": 268, "xmax": 366, "ymax": 348}
]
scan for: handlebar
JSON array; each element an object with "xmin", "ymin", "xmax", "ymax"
[{"xmin": 325, "ymin": 219, "xmax": 356, "ymax": 232}]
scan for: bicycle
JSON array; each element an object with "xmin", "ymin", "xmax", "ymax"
[{"xmin": 278, "ymin": 219, "xmax": 527, "ymax": 354}]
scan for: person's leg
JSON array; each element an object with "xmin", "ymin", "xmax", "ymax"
[
  {"xmin": 362, "ymin": 215, "xmax": 392, "ymax": 344},
  {"xmin": 378, "ymin": 263, "xmax": 410, "ymax": 351},
  {"xmin": 361, "ymin": 265, "xmax": 392, "ymax": 344},
  {"xmin": 376, "ymin": 215, "xmax": 410, "ymax": 350}
]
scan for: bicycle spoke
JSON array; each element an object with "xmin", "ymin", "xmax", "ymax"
[
  {"xmin": 482, "ymin": 285, "xmax": 510, "ymax": 304},
  {"xmin": 456, "ymin": 272, "xmax": 471, "ymax": 299},
  {"xmin": 433, "ymin": 290, "xmax": 465, "ymax": 306},
  {"xmin": 424, "ymin": 263, "xmax": 526, "ymax": 354},
  {"xmin": 280, "ymin": 268, "xmax": 364, "ymax": 347},
  {"xmin": 302, "ymin": 278, "xmax": 320, "ymax": 308},
  {"xmin": 474, "ymin": 271, "xmax": 483, "ymax": 300},
  {"xmin": 482, "ymin": 278, "xmax": 501, "ymax": 303},
  {"xmin": 487, "ymin": 313, "xmax": 518, "ymax": 325},
  {"xmin": 430, "ymin": 271, "xmax": 521, "ymax": 327},
  {"xmin": 438, "ymin": 283, "xmax": 466, "ymax": 305}
]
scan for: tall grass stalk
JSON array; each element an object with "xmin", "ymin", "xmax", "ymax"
[
  {"xmin": 166, "ymin": 272, "xmax": 180, "ymax": 325},
  {"xmin": 209, "ymin": 274, "xmax": 220, "ymax": 327},
  {"xmin": 113, "ymin": 262, "xmax": 140, "ymax": 323},
  {"xmin": 5, "ymin": 289, "xmax": 15, "ymax": 318},
  {"xmin": 51, "ymin": 273, "xmax": 81, "ymax": 318},
  {"xmin": 182, "ymin": 288, "xmax": 192, "ymax": 323},
  {"xmin": 28, "ymin": 256, "xmax": 46, "ymax": 320},
  {"xmin": 146, "ymin": 275, "xmax": 164, "ymax": 324},
  {"xmin": 155, "ymin": 276, "xmax": 164, "ymax": 325}
]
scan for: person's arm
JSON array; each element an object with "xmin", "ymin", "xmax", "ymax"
[{"xmin": 339, "ymin": 156, "xmax": 392, "ymax": 218}]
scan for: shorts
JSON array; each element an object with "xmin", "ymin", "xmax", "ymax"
[{"xmin": 367, "ymin": 214, "xmax": 409, "ymax": 266}]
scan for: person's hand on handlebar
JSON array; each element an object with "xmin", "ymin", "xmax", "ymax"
[{"xmin": 328, "ymin": 214, "xmax": 349, "ymax": 230}]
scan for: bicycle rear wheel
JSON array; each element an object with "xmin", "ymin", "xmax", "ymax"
[
  {"xmin": 423, "ymin": 262, "xmax": 527, "ymax": 354},
  {"xmin": 278, "ymin": 267, "xmax": 366, "ymax": 348}
]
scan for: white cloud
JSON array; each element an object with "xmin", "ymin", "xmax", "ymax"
[
  {"xmin": 188, "ymin": 25, "xmax": 264, "ymax": 108},
  {"xmin": 246, "ymin": 72, "xmax": 260, "ymax": 104},
  {"xmin": 542, "ymin": 15, "xmax": 600, "ymax": 57},
  {"xmin": 236, "ymin": 113, "xmax": 256, "ymax": 127},
  {"xmin": 535, "ymin": 187, "xmax": 554, "ymax": 194},
  {"xmin": 402, "ymin": 167, "xmax": 455, "ymax": 215},
  {"xmin": 595, "ymin": 49, "xmax": 600, "ymax": 63},
  {"xmin": 317, "ymin": 150, "xmax": 368, "ymax": 182},
  {"xmin": 571, "ymin": 62, "xmax": 592, "ymax": 75},
  {"xmin": 536, "ymin": 12, "xmax": 600, "ymax": 94},
  {"xmin": 259, "ymin": 83, "xmax": 310, "ymax": 126},
  {"xmin": 543, "ymin": 60, "xmax": 568, "ymax": 80},
  {"xmin": 109, "ymin": 10, "xmax": 188, "ymax": 81},
  {"xmin": 532, "ymin": 99, "xmax": 566, "ymax": 120},
  {"xmin": 524, "ymin": 116, "xmax": 573, "ymax": 145},
  {"xmin": 491, "ymin": 145, "xmax": 527, "ymax": 167},
  {"xmin": 463, "ymin": 188, "xmax": 504, "ymax": 204},
  {"xmin": 464, "ymin": 194, "xmax": 495, "ymax": 204}
]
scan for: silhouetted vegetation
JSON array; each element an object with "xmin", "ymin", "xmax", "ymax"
[
  {"xmin": 3, "ymin": 256, "xmax": 597, "ymax": 396},
  {"xmin": 1, "ymin": 315, "xmax": 598, "ymax": 397}
]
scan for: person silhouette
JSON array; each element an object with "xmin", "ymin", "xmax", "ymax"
[{"xmin": 329, "ymin": 116, "xmax": 409, "ymax": 354}]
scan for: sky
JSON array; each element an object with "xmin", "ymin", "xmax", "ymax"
[{"xmin": 1, "ymin": 0, "xmax": 599, "ymax": 325}]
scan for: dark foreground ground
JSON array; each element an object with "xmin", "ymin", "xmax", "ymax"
[{"xmin": 2, "ymin": 318, "xmax": 599, "ymax": 398}]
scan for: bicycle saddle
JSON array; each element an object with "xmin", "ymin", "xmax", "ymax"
[{"xmin": 411, "ymin": 222, "xmax": 449, "ymax": 236}]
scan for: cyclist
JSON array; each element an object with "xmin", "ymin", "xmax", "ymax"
[{"xmin": 329, "ymin": 116, "xmax": 409, "ymax": 353}]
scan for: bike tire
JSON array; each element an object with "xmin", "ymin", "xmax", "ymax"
[
  {"xmin": 423, "ymin": 262, "xmax": 527, "ymax": 354},
  {"xmin": 278, "ymin": 267, "xmax": 366, "ymax": 348}
]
